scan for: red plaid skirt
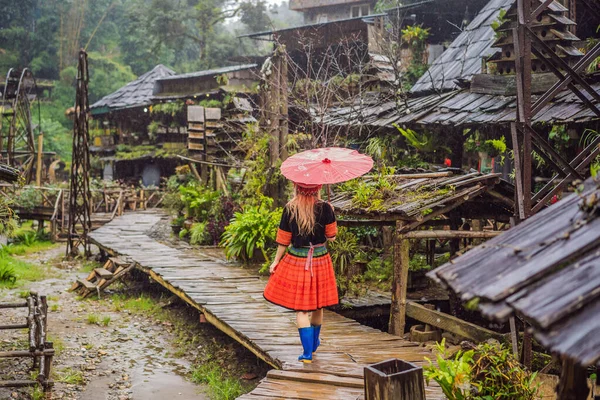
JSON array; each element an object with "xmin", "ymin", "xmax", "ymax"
[{"xmin": 263, "ymin": 251, "xmax": 339, "ymax": 311}]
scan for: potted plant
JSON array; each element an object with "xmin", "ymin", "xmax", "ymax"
[{"xmin": 171, "ymin": 215, "xmax": 185, "ymax": 235}]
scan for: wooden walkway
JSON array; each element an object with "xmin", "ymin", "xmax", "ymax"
[{"xmin": 89, "ymin": 211, "xmax": 445, "ymax": 400}]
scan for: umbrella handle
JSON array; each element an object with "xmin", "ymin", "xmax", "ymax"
[{"xmin": 327, "ymin": 184, "xmax": 331, "ymax": 203}]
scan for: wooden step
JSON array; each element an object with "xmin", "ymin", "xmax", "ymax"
[
  {"xmin": 94, "ymin": 268, "xmax": 113, "ymax": 279},
  {"xmin": 77, "ymin": 279, "xmax": 96, "ymax": 290},
  {"xmin": 109, "ymin": 257, "xmax": 129, "ymax": 267}
]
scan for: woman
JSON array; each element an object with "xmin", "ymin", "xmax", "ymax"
[{"xmin": 263, "ymin": 182, "xmax": 338, "ymax": 363}]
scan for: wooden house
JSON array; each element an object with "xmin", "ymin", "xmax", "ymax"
[{"xmin": 289, "ymin": 0, "xmax": 378, "ymax": 24}]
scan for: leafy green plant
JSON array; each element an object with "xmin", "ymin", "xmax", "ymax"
[
  {"xmin": 425, "ymin": 340, "xmax": 539, "ymax": 400},
  {"xmin": 328, "ymin": 227, "xmax": 359, "ymax": 276},
  {"xmin": 179, "ymin": 183, "xmax": 221, "ymax": 222},
  {"xmin": 425, "ymin": 339, "xmax": 474, "ymax": 400},
  {"xmin": 220, "ymin": 198, "xmax": 282, "ymax": 262},
  {"xmin": 190, "ymin": 222, "xmax": 209, "ymax": 245},
  {"xmin": 395, "ymin": 125, "xmax": 451, "ymax": 156}
]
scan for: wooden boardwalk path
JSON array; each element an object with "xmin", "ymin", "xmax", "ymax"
[{"xmin": 90, "ymin": 211, "xmax": 445, "ymax": 400}]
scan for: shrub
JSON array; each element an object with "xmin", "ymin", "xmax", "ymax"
[
  {"xmin": 328, "ymin": 227, "xmax": 359, "ymax": 276},
  {"xmin": 179, "ymin": 183, "xmax": 221, "ymax": 221},
  {"xmin": 424, "ymin": 339, "xmax": 539, "ymax": 400},
  {"xmin": 190, "ymin": 222, "xmax": 209, "ymax": 245},
  {"xmin": 220, "ymin": 198, "xmax": 282, "ymax": 262}
]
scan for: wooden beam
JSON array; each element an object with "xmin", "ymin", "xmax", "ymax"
[
  {"xmin": 337, "ymin": 219, "xmax": 397, "ymax": 227},
  {"xmin": 389, "ymin": 221, "xmax": 410, "ymax": 336},
  {"xmin": 405, "ymin": 302, "xmax": 507, "ymax": 343},
  {"xmin": 403, "ymin": 230, "xmax": 503, "ymax": 239},
  {"xmin": 363, "ymin": 172, "xmax": 453, "ymax": 179}
]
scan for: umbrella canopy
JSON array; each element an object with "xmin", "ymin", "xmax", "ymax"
[{"xmin": 281, "ymin": 147, "xmax": 373, "ymax": 185}]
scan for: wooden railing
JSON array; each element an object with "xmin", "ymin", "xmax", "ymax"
[{"xmin": 0, "ymin": 185, "xmax": 164, "ymax": 241}]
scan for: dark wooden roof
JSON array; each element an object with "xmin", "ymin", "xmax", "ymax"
[
  {"xmin": 429, "ymin": 176, "xmax": 600, "ymax": 366},
  {"xmin": 329, "ymin": 171, "xmax": 511, "ymax": 221},
  {"xmin": 321, "ymin": 81, "xmax": 600, "ymax": 128},
  {"xmin": 90, "ymin": 65, "xmax": 175, "ymax": 114},
  {"xmin": 411, "ymin": 0, "xmax": 513, "ymax": 94},
  {"xmin": 0, "ymin": 163, "xmax": 20, "ymax": 183}
]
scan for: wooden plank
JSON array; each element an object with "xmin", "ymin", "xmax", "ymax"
[
  {"xmin": 89, "ymin": 211, "xmax": 446, "ymax": 399},
  {"xmin": 267, "ymin": 370, "xmax": 364, "ymax": 388},
  {"xmin": 93, "ymin": 268, "xmax": 113, "ymax": 279},
  {"xmin": 77, "ymin": 279, "xmax": 96, "ymax": 290},
  {"xmin": 406, "ymin": 302, "xmax": 507, "ymax": 343}
]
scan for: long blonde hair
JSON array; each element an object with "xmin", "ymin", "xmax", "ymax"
[{"xmin": 287, "ymin": 187, "xmax": 321, "ymax": 236}]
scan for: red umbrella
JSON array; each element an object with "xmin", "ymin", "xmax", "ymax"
[{"xmin": 281, "ymin": 147, "xmax": 373, "ymax": 185}]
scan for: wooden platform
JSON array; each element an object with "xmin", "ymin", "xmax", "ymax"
[{"xmin": 89, "ymin": 211, "xmax": 446, "ymax": 400}]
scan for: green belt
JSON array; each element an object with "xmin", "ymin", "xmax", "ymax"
[{"xmin": 288, "ymin": 246, "xmax": 328, "ymax": 258}]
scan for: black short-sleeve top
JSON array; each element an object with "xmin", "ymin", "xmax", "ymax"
[{"xmin": 275, "ymin": 201, "xmax": 337, "ymax": 248}]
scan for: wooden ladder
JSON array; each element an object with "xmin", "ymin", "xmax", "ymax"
[{"xmin": 70, "ymin": 257, "xmax": 135, "ymax": 298}]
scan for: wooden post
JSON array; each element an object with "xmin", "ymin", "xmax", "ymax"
[
  {"xmin": 364, "ymin": 359, "xmax": 425, "ymax": 400},
  {"xmin": 557, "ymin": 357, "xmax": 589, "ymax": 400},
  {"xmin": 36, "ymin": 133, "xmax": 43, "ymax": 186},
  {"xmin": 389, "ymin": 221, "xmax": 410, "ymax": 336}
]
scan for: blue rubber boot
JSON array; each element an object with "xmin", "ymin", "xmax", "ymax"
[
  {"xmin": 298, "ymin": 327, "xmax": 313, "ymax": 363},
  {"xmin": 312, "ymin": 324, "xmax": 321, "ymax": 354}
]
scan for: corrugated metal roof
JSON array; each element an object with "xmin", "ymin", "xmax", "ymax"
[
  {"xmin": 429, "ymin": 176, "xmax": 600, "ymax": 366},
  {"xmin": 411, "ymin": 0, "xmax": 513, "ymax": 94},
  {"xmin": 91, "ymin": 65, "xmax": 175, "ymax": 113},
  {"xmin": 155, "ymin": 64, "xmax": 257, "ymax": 82}
]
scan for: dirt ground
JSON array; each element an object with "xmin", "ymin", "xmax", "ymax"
[{"xmin": 0, "ymin": 243, "xmax": 268, "ymax": 400}]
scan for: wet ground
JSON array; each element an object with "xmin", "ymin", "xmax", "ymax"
[{"xmin": 0, "ymin": 243, "xmax": 265, "ymax": 400}]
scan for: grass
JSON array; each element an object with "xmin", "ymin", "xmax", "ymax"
[
  {"xmin": 0, "ymin": 254, "xmax": 53, "ymax": 289},
  {"xmin": 47, "ymin": 334, "xmax": 65, "ymax": 356},
  {"xmin": 101, "ymin": 316, "xmax": 111, "ymax": 326},
  {"xmin": 109, "ymin": 293, "xmax": 167, "ymax": 320},
  {"xmin": 56, "ymin": 367, "xmax": 85, "ymax": 385},
  {"xmin": 50, "ymin": 303, "xmax": 60, "ymax": 312},
  {"xmin": 190, "ymin": 362, "xmax": 247, "ymax": 400},
  {"xmin": 2, "ymin": 240, "xmax": 57, "ymax": 256},
  {"xmin": 86, "ymin": 314, "xmax": 99, "ymax": 325}
]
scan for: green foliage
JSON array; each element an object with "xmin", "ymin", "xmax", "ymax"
[
  {"xmin": 364, "ymin": 254, "xmax": 393, "ymax": 286},
  {"xmin": 190, "ymin": 222, "xmax": 209, "ymax": 245},
  {"xmin": 0, "ymin": 264, "xmax": 17, "ymax": 285},
  {"xmin": 328, "ymin": 227, "xmax": 359, "ymax": 276},
  {"xmin": 409, "ymin": 254, "xmax": 431, "ymax": 272},
  {"xmin": 238, "ymin": 124, "xmax": 284, "ymax": 204},
  {"xmin": 151, "ymin": 101, "xmax": 185, "ymax": 117},
  {"xmin": 491, "ymin": 9, "xmax": 509, "ymax": 40},
  {"xmin": 464, "ymin": 133, "xmax": 507, "ymax": 158},
  {"xmin": 220, "ymin": 198, "xmax": 282, "ymax": 262},
  {"xmin": 425, "ymin": 339, "xmax": 474, "ymax": 400},
  {"xmin": 425, "ymin": 340, "xmax": 539, "ymax": 400},
  {"xmin": 114, "ymin": 144, "xmax": 186, "ymax": 160},
  {"xmin": 190, "ymin": 361, "xmax": 247, "ymax": 400},
  {"xmin": 395, "ymin": 125, "xmax": 450, "ymax": 155},
  {"xmin": 470, "ymin": 342, "xmax": 539, "ymax": 399},
  {"xmin": 401, "ymin": 25, "xmax": 430, "ymax": 47},
  {"xmin": 57, "ymin": 368, "xmax": 85, "ymax": 385},
  {"xmin": 179, "ymin": 183, "xmax": 221, "ymax": 222}
]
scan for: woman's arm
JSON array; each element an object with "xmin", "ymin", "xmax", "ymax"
[{"xmin": 269, "ymin": 244, "xmax": 288, "ymax": 274}]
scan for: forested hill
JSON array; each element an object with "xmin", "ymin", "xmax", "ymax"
[{"xmin": 0, "ymin": 0, "xmax": 301, "ymax": 160}]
